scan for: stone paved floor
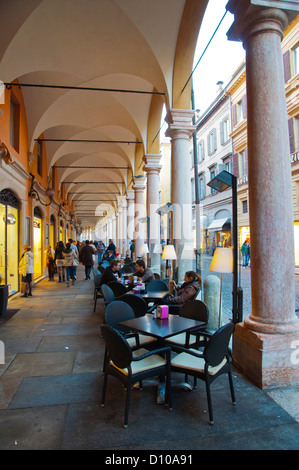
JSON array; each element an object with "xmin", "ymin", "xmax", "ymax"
[{"xmin": 0, "ymin": 265, "xmax": 298, "ymax": 451}]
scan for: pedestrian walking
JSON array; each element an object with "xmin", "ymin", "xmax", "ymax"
[
  {"xmin": 55, "ymin": 241, "xmax": 65, "ymax": 282},
  {"xmin": 45, "ymin": 244, "xmax": 55, "ymax": 281},
  {"xmin": 63, "ymin": 242, "xmax": 79, "ymax": 287},
  {"xmin": 80, "ymin": 240, "xmax": 95, "ymax": 279},
  {"xmin": 241, "ymin": 239, "xmax": 250, "ymax": 267},
  {"xmin": 18, "ymin": 245, "xmax": 34, "ymax": 297}
]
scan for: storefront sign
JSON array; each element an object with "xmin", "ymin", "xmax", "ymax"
[{"xmin": 291, "ymin": 152, "xmax": 299, "ymax": 164}]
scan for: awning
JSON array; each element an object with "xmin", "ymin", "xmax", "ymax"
[{"xmin": 208, "ymin": 218, "xmax": 231, "ymax": 231}]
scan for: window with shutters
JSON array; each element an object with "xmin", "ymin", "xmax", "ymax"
[
  {"xmin": 223, "ymin": 156, "xmax": 232, "ymax": 173},
  {"xmin": 292, "ymin": 43, "xmax": 299, "ymax": 76},
  {"xmin": 198, "ymin": 139, "xmax": 205, "ymax": 161},
  {"xmin": 37, "ymin": 140, "xmax": 42, "ymax": 176},
  {"xmin": 238, "ymin": 151, "xmax": 246, "ymax": 177},
  {"xmin": 209, "ymin": 166, "xmax": 216, "ymax": 194},
  {"xmin": 9, "ymin": 94, "xmax": 20, "ymax": 152},
  {"xmin": 242, "ymin": 200, "xmax": 248, "ymax": 214},
  {"xmin": 199, "ymin": 173, "xmax": 205, "ymax": 199},
  {"xmin": 295, "ymin": 116, "xmax": 299, "ymax": 152},
  {"xmin": 236, "ymin": 100, "xmax": 243, "ymax": 124},
  {"xmin": 220, "ymin": 117, "xmax": 229, "ymax": 144},
  {"xmin": 207, "ymin": 129, "xmax": 217, "ymax": 155}
]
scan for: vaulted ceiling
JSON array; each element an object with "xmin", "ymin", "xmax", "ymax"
[{"xmin": 0, "ymin": 0, "xmax": 208, "ymax": 228}]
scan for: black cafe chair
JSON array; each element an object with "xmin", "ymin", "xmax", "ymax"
[
  {"xmin": 93, "ymin": 274, "xmax": 103, "ymax": 312},
  {"xmin": 120, "ymin": 265, "xmax": 134, "ymax": 274},
  {"xmin": 101, "ymin": 284, "xmax": 116, "ymax": 306},
  {"xmin": 104, "ymin": 300, "xmax": 156, "ymax": 350},
  {"xmin": 101, "ymin": 324, "xmax": 172, "ymax": 428},
  {"xmin": 166, "ymin": 300, "xmax": 209, "ymax": 351},
  {"xmin": 171, "ymin": 322, "xmax": 236, "ymax": 424},
  {"xmin": 118, "ymin": 293, "xmax": 148, "ymax": 318},
  {"xmin": 146, "ymin": 280, "xmax": 169, "ymax": 292},
  {"xmin": 107, "ymin": 281, "xmax": 128, "ymax": 297}
]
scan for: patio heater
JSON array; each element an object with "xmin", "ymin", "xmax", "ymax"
[{"xmin": 207, "ymin": 170, "xmax": 243, "ymax": 324}]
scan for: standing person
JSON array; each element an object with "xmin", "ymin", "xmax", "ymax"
[
  {"xmin": 63, "ymin": 242, "xmax": 78, "ymax": 287},
  {"xmin": 241, "ymin": 240, "xmax": 250, "ymax": 267},
  {"xmin": 68, "ymin": 238, "xmax": 78, "ymax": 279},
  {"xmin": 107, "ymin": 239, "xmax": 116, "ymax": 255},
  {"xmin": 45, "ymin": 244, "xmax": 55, "ymax": 281},
  {"xmin": 80, "ymin": 240, "xmax": 95, "ymax": 280},
  {"xmin": 18, "ymin": 245, "xmax": 34, "ymax": 297},
  {"xmin": 97, "ymin": 240, "xmax": 105, "ymax": 265},
  {"xmin": 55, "ymin": 241, "xmax": 65, "ymax": 282},
  {"xmin": 130, "ymin": 240, "xmax": 135, "ymax": 260}
]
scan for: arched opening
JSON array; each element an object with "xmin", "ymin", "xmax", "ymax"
[
  {"xmin": 0, "ymin": 189, "xmax": 20, "ymax": 295},
  {"xmin": 33, "ymin": 206, "xmax": 43, "ymax": 279}
]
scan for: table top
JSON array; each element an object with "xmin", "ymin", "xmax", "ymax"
[
  {"xmin": 118, "ymin": 314, "xmax": 205, "ymax": 340},
  {"xmin": 139, "ymin": 291, "xmax": 169, "ymax": 300}
]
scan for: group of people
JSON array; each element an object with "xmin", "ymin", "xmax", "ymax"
[{"xmin": 19, "ymin": 238, "xmax": 202, "ymax": 308}]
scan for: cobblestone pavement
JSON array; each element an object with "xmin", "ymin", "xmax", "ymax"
[{"xmin": 200, "ymin": 255, "xmax": 299, "ymax": 323}]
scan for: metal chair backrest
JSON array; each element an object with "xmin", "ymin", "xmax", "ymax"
[
  {"xmin": 104, "ymin": 300, "xmax": 135, "ymax": 333},
  {"xmin": 94, "ymin": 274, "xmax": 102, "ymax": 287},
  {"xmin": 179, "ymin": 299, "xmax": 209, "ymax": 323},
  {"xmin": 101, "ymin": 284, "xmax": 116, "ymax": 303},
  {"xmin": 146, "ymin": 280, "xmax": 169, "ymax": 292},
  {"xmin": 204, "ymin": 322, "xmax": 234, "ymax": 367},
  {"xmin": 107, "ymin": 281, "xmax": 128, "ymax": 297},
  {"xmin": 101, "ymin": 324, "xmax": 132, "ymax": 369},
  {"xmin": 118, "ymin": 294, "xmax": 148, "ymax": 317},
  {"xmin": 121, "ymin": 265, "xmax": 134, "ymax": 274}
]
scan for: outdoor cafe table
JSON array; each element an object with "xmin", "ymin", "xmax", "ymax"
[{"xmin": 118, "ymin": 313, "xmax": 205, "ymax": 403}]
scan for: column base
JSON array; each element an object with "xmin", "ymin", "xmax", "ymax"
[{"xmin": 232, "ymin": 321, "xmax": 299, "ymax": 389}]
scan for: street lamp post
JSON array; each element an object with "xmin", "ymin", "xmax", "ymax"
[{"xmin": 207, "ymin": 170, "xmax": 243, "ymax": 324}]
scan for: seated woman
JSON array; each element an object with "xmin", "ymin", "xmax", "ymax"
[{"xmin": 163, "ymin": 271, "xmax": 201, "ymax": 314}]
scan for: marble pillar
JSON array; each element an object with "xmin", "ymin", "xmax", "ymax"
[
  {"xmin": 227, "ymin": 0, "xmax": 299, "ymax": 388},
  {"xmin": 132, "ymin": 176, "xmax": 146, "ymax": 259},
  {"xmin": 126, "ymin": 190, "xmax": 135, "ymax": 258},
  {"xmin": 165, "ymin": 109, "xmax": 196, "ymax": 282},
  {"xmin": 122, "ymin": 197, "xmax": 128, "ymax": 257},
  {"xmin": 143, "ymin": 154, "xmax": 162, "ymax": 273}
]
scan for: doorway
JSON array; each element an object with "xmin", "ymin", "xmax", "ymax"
[
  {"xmin": 0, "ymin": 189, "xmax": 20, "ymax": 295},
  {"xmin": 33, "ymin": 206, "xmax": 43, "ymax": 279}
]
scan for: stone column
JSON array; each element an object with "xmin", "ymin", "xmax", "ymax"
[
  {"xmin": 132, "ymin": 175, "xmax": 146, "ymax": 259},
  {"xmin": 126, "ymin": 190, "xmax": 135, "ymax": 258},
  {"xmin": 117, "ymin": 196, "xmax": 124, "ymax": 256},
  {"xmin": 165, "ymin": 109, "xmax": 196, "ymax": 282},
  {"xmin": 227, "ymin": 0, "xmax": 299, "ymax": 388},
  {"xmin": 143, "ymin": 154, "xmax": 162, "ymax": 273},
  {"xmin": 112, "ymin": 214, "xmax": 116, "ymax": 241},
  {"xmin": 121, "ymin": 197, "xmax": 128, "ymax": 257}
]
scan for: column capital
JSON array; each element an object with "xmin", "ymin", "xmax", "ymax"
[
  {"xmin": 126, "ymin": 189, "xmax": 135, "ymax": 202},
  {"xmin": 143, "ymin": 154, "xmax": 162, "ymax": 174},
  {"xmin": 226, "ymin": 0, "xmax": 298, "ymax": 42},
  {"xmin": 132, "ymin": 175, "xmax": 146, "ymax": 192},
  {"xmin": 165, "ymin": 108, "xmax": 196, "ymax": 139}
]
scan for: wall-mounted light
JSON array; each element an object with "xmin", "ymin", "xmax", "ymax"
[{"xmin": 28, "ymin": 173, "xmax": 54, "ymax": 207}]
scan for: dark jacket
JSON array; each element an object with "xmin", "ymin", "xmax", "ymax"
[
  {"xmin": 80, "ymin": 245, "xmax": 95, "ymax": 266},
  {"xmin": 169, "ymin": 281, "xmax": 200, "ymax": 305},
  {"xmin": 99, "ymin": 266, "xmax": 119, "ymax": 286}
]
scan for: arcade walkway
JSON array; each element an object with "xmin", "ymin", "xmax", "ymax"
[{"xmin": 0, "ymin": 266, "xmax": 298, "ymax": 450}]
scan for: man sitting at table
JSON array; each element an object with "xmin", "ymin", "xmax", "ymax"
[
  {"xmin": 99, "ymin": 260, "xmax": 121, "ymax": 286},
  {"xmin": 133, "ymin": 259, "xmax": 155, "ymax": 284}
]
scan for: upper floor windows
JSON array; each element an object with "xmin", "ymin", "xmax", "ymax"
[
  {"xmin": 37, "ymin": 140, "xmax": 42, "ymax": 176},
  {"xmin": 9, "ymin": 95, "xmax": 20, "ymax": 152},
  {"xmin": 198, "ymin": 139, "xmax": 205, "ymax": 161},
  {"xmin": 207, "ymin": 128, "xmax": 217, "ymax": 155},
  {"xmin": 220, "ymin": 117, "xmax": 230, "ymax": 144},
  {"xmin": 293, "ymin": 43, "xmax": 299, "ymax": 76}
]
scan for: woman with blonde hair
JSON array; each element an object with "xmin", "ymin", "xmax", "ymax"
[{"xmin": 18, "ymin": 245, "xmax": 34, "ymax": 297}]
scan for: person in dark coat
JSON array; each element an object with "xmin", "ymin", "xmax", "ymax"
[
  {"xmin": 80, "ymin": 240, "xmax": 95, "ymax": 279},
  {"xmin": 107, "ymin": 239, "xmax": 116, "ymax": 255}
]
